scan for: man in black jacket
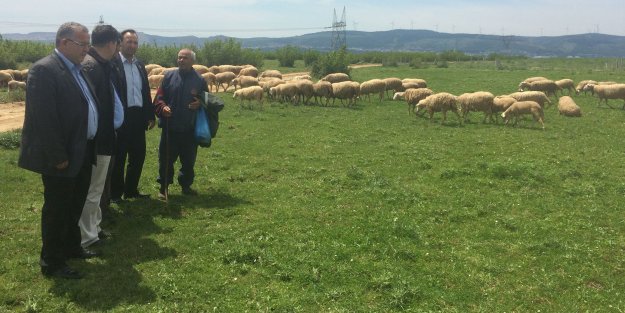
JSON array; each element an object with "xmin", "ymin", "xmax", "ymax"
[
  {"xmin": 79, "ymin": 24, "xmax": 122, "ymax": 248},
  {"xmin": 19, "ymin": 22, "xmax": 99, "ymax": 279},
  {"xmin": 111, "ymin": 29, "xmax": 155, "ymax": 201}
]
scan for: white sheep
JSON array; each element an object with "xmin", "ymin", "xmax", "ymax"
[
  {"xmin": 492, "ymin": 95, "xmax": 517, "ymax": 123},
  {"xmin": 401, "ymin": 81, "xmax": 426, "ymax": 90},
  {"xmin": 521, "ymin": 76, "xmax": 549, "ymax": 84},
  {"xmin": 320, "ymin": 73, "xmax": 350, "ymax": 83},
  {"xmin": 508, "ymin": 91, "xmax": 552, "ymax": 108},
  {"xmin": 148, "ymin": 74, "xmax": 164, "ymax": 89},
  {"xmin": 292, "ymin": 74, "xmax": 312, "ymax": 81},
  {"xmin": 558, "ymin": 96, "xmax": 582, "ymax": 117},
  {"xmin": 215, "ymin": 71, "xmax": 236, "ymax": 92},
  {"xmin": 383, "ymin": 77, "xmax": 403, "ymax": 98},
  {"xmin": 359, "ymin": 79, "xmax": 386, "ymax": 102},
  {"xmin": 575, "ymin": 80, "xmax": 597, "ymax": 95},
  {"xmin": 149, "ymin": 67, "xmax": 165, "ymax": 76},
  {"xmin": 270, "ymin": 83, "xmax": 298, "ymax": 104},
  {"xmin": 404, "ymin": 88, "xmax": 434, "ymax": 115},
  {"xmin": 415, "ymin": 92, "xmax": 460, "ymax": 123},
  {"xmin": 144, "ymin": 64, "xmax": 162, "ymax": 75},
  {"xmin": 231, "ymin": 75, "xmax": 259, "ymax": 91},
  {"xmin": 518, "ymin": 80, "xmax": 559, "ymax": 97},
  {"xmin": 402, "ymin": 78, "xmax": 427, "ymax": 88},
  {"xmin": 292, "ymin": 80, "xmax": 314, "ymax": 105},
  {"xmin": 201, "ymin": 72, "xmax": 216, "ymax": 92},
  {"xmin": 238, "ymin": 66, "xmax": 259, "ymax": 78},
  {"xmin": 331, "ymin": 81, "xmax": 359, "ymax": 107},
  {"xmin": 192, "ymin": 64, "xmax": 210, "ymax": 75},
  {"xmin": 585, "ymin": 83, "xmax": 625, "ymax": 109},
  {"xmin": 313, "ymin": 81, "xmax": 333, "ymax": 106},
  {"xmin": 259, "ymin": 78, "xmax": 286, "ymax": 100},
  {"xmin": 392, "ymin": 92, "xmax": 405, "ymax": 101},
  {"xmin": 457, "ymin": 91, "xmax": 495, "ymax": 123},
  {"xmin": 7, "ymin": 80, "xmax": 26, "ymax": 91},
  {"xmin": 233, "ymin": 86, "xmax": 264, "ymax": 109},
  {"xmin": 555, "ymin": 79, "xmax": 575, "ymax": 95},
  {"xmin": 501, "ymin": 101, "xmax": 545, "ymax": 129},
  {"xmin": 0, "ymin": 70, "xmax": 14, "ymax": 90},
  {"xmin": 260, "ymin": 70, "xmax": 283, "ymax": 79}
]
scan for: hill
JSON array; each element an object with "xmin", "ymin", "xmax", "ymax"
[{"xmin": 4, "ymin": 29, "xmax": 625, "ymax": 57}]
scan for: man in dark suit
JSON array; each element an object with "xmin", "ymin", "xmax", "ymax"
[
  {"xmin": 111, "ymin": 29, "xmax": 155, "ymax": 201},
  {"xmin": 19, "ymin": 22, "xmax": 100, "ymax": 279}
]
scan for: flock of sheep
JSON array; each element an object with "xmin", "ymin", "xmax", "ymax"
[{"xmin": 0, "ymin": 69, "xmax": 28, "ymax": 93}]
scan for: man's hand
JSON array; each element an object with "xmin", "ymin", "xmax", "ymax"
[
  {"xmin": 55, "ymin": 160, "xmax": 69, "ymax": 170},
  {"xmin": 162, "ymin": 106, "xmax": 172, "ymax": 117},
  {"xmin": 147, "ymin": 120, "xmax": 155, "ymax": 130},
  {"xmin": 189, "ymin": 97, "xmax": 200, "ymax": 110}
]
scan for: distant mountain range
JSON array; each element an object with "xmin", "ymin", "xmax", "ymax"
[{"xmin": 4, "ymin": 29, "xmax": 625, "ymax": 57}]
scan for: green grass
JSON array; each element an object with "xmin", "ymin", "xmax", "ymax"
[{"xmin": 2, "ymin": 61, "xmax": 625, "ymax": 312}]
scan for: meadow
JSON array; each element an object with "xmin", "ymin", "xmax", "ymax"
[{"xmin": 2, "ymin": 59, "xmax": 625, "ymax": 312}]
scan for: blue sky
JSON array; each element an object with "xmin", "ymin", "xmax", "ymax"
[{"xmin": 2, "ymin": 0, "xmax": 624, "ymax": 38}]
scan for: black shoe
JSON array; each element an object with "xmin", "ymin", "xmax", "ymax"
[
  {"xmin": 42, "ymin": 265, "xmax": 83, "ymax": 279},
  {"xmin": 98, "ymin": 229, "xmax": 112, "ymax": 240},
  {"xmin": 124, "ymin": 192, "xmax": 150, "ymax": 199},
  {"xmin": 67, "ymin": 248, "xmax": 100, "ymax": 259},
  {"xmin": 181, "ymin": 187, "xmax": 198, "ymax": 196}
]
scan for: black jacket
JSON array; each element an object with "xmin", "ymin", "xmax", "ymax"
[
  {"xmin": 154, "ymin": 69, "xmax": 208, "ymax": 132},
  {"xmin": 19, "ymin": 52, "xmax": 95, "ymax": 177},
  {"xmin": 111, "ymin": 54, "xmax": 154, "ymax": 131},
  {"xmin": 82, "ymin": 48, "xmax": 116, "ymax": 155}
]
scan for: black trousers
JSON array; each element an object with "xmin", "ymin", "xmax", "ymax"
[
  {"xmin": 158, "ymin": 129, "xmax": 198, "ymax": 188},
  {"xmin": 111, "ymin": 107, "xmax": 147, "ymax": 198},
  {"xmin": 40, "ymin": 141, "xmax": 93, "ymax": 270}
]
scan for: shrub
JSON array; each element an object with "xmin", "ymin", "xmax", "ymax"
[
  {"xmin": 0, "ymin": 129, "xmax": 21, "ymax": 149},
  {"xmin": 276, "ymin": 45, "xmax": 302, "ymax": 67},
  {"xmin": 310, "ymin": 46, "xmax": 351, "ymax": 78}
]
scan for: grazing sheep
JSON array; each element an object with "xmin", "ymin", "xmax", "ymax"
[
  {"xmin": 402, "ymin": 78, "xmax": 427, "ymax": 88},
  {"xmin": 404, "ymin": 88, "xmax": 434, "ymax": 115},
  {"xmin": 148, "ymin": 74, "xmax": 164, "ymax": 89},
  {"xmin": 292, "ymin": 80, "xmax": 315, "ymax": 105},
  {"xmin": 508, "ymin": 91, "xmax": 552, "ymax": 108},
  {"xmin": 270, "ymin": 83, "xmax": 298, "ymax": 104},
  {"xmin": 501, "ymin": 101, "xmax": 545, "ymax": 129},
  {"xmin": 585, "ymin": 83, "xmax": 625, "ymax": 109},
  {"xmin": 231, "ymin": 75, "xmax": 259, "ymax": 91},
  {"xmin": 201, "ymin": 72, "xmax": 216, "ymax": 92},
  {"xmin": 7, "ymin": 80, "xmax": 26, "ymax": 91},
  {"xmin": 260, "ymin": 70, "xmax": 283, "ymax": 79},
  {"xmin": 558, "ymin": 96, "xmax": 582, "ymax": 117},
  {"xmin": 217, "ymin": 65, "xmax": 238, "ymax": 74},
  {"xmin": 321, "ymin": 73, "xmax": 350, "ymax": 83},
  {"xmin": 575, "ymin": 80, "xmax": 597, "ymax": 95},
  {"xmin": 457, "ymin": 91, "xmax": 495, "ymax": 123},
  {"xmin": 415, "ymin": 92, "xmax": 460, "ymax": 123},
  {"xmin": 238, "ymin": 66, "xmax": 259, "ymax": 78},
  {"xmin": 401, "ymin": 82, "xmax": 426, "ymax": 90},
  {"xmin": 259, "ymin": 78, "xmax": 286, "ymax": 100},
  {"xmin": 383, "ymin": 77, "xmax": 403, "ymax": 98},
  {"xmin": 215, "ymin": 71, "xmax": 236, "ymax": 92},
  {"xmin": 359, "ymin": 79, "xmax": 386, "ymax": 102},
  {"xmin": 148, "ymin": 67, "xmax": 165, "ymax": 76},
  {"xmin": 233, "ymin": 86, "xmax": 264, "ymax": 109},
  {"xmin": 207, "ymin": 65, "xmax": 220, "ymax": 74},
  {"xmin": 292, "ymin": 74, "xmax": 312, "ymax": 81},
  {"xmin": 312, "ymin": 81, "xmax": 333, "ymax": 106},
  {"xmin": 331, "ymin": 81, "xmax": 359, "ymax": 107},
  {"xmin": 555, "ymin": 79, "xmax": 575, "ymax": 95},
  {"xmin": 144, "ymin": 64, "xmax": 162, "ymax": 74},
  {"xmin": 192, "ymin": 64, "xmax": 210, "ymax": 75},
  {"xmin": 518, "ymin": 80, "xmax": 559, "ymax": 97},
  {"xmin": 7, "ymin": 69, "xmax": 24, "ymax": 81},
  {"xmin": 492, "ymin": 95, "xmax": 517, "ymax": 122},
  {"xmin": 392, "ymin": 92, "xmax": 405, "ymax": 101},
  {"xmin": 521, "ymin": 76, "xmax": 549, "ymax": 84},
  {"xmin": 0, "ymin": 70, "xmax": 13, "ymax": 90}
]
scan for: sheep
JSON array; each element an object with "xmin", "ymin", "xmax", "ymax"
[
  {"xmin": 415, "ymin": 92, "xmax": 460, "ymax": 123},
  {"xmin": 238, "ymin": 66, "xmax": 259, "ymax": 78},
  {"xmin": 292, "ymin": 74, "xmax": 312, "ymax": 81},
  {"xmin": 518, "ymin": 80, "xmax": 559, "ymax": 97},
  {"xmin": 457, "ymin": 91, "xmax": 495, "ymax": 123},
  {"xmin": 585, "ymin": 83, "xmax": 625, "ymax": 109},
  {"xmin": 218, "ymin": 65, "xmax": 238, "ymax": 74},
  {"xmin": 558, "ymin": 96, "xmax": 582, "ymax": 117},
  {"xmin": 521, "ymin": 76, "xmax": 549, "ymax": 84},
  {"xmin": 331, "ymin": 81, "xmax": 359, "ymax": 107},
  {"xmin": 144, "ymin": 64, "xmax": 162, "ymax": 74},
  {"xmin": 260, "ymin": 70, "xmax": 283, "ymax": 79},
  {"xmin": 402, "ymin": 78, "xmax": 427, "ymax": 88},
  {"xmin": 321, "ymin": 73, "xmax": 350, "ymax": 83},
  {"xmin": 0, "ymin": 70, "xmax": 14, "ymax": 90},
  {"xmin": 233, "ymin": 86, "xmax": 264, "ymax": 109},
  {"xmin": 270, "ymin": 83, "xmax": 298, "ymax": 104},
  {"xmin": 259, "ymin": 78, "xmax": 286, "ymax": 100},
  {"xmin": 555, "ymin": 79, "xmax": 575, "ymax": 95},
  {"xmin": 192, "ymin": 64, "xmax": 210, "ymax": 75},
  {"xmin": 148, "ymin": 67, "xmax": 165, "ymax": 76},
  {"xmin": 404, "ymin": 88, "xmax": 434, "ymax": 115},
  {"xmin": 7, "ymin": 69, "xmax": 24, "ymax": 81},
  {"xmin": 383, "ymin": 77, "xmax": 403, "ymax": 98},
  {"xmin": 501, "ymin": 101, "xmax": 545, "ymax": 129},
  {"xmin": 201, "ymin": 72, "xmax": 216, "ymax": 92},
  {"xmin": 214, "ymin": 71, "xmax": 236, "ymax": 92},
  {"xmin": 148, "ymin": 74, "xmax": 164, "ymax": 89},
  {"xmin": 231, "ymin": 75, "xmax": 259, "ymax": 91},
  {"xmin": 508, "ymin": 91, "xmax": 552, "ymax": 108},
  {"xmin": 7, "ymin": 80, "xmax": 26, "ymax": 91},
  {"xmin": 392, "ymin": 92, "xmax": 405, "ymax": 101},
  {"xmin": 575, "ymin": 80, "xmax": 597, "ymax": 95},
  {"xmin": 359, "ymin": 79, "xmax": 386, "ymax": 102},
  {"xmin": 292, "ymin": 80, "xmax": 314, "ymax": 105},
  {"xmin": 492, "ymin": 96, "xmax": 517, "ymax": 123},
  {"xmin": 207, "ymin": 65, "xmax": 220, "ymax": 74},
  {"xmin": 401, "ymin": 82, "xmax": 426, "ymax": 90},
  {"xmin": 312, "ymin": 81, "xmax": 333, "ymax": 106}
]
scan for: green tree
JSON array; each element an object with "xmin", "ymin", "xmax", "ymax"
[{"xmin": 275, "ymin": 45, "xmax": 301, "ymax": 67}]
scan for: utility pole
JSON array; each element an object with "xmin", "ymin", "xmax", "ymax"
[{"xmin": 330, "ymin": 7, "xmax": 347, "ymax": 50}]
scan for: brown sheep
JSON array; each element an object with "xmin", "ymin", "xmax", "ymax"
[
  {"xmin": 215, "ymin": 71, "xmax": 236, "ymax": 92},
  {"xmin": 148, "ymin": 74, "xmax": 164, "ymax": 89},
  {"xmin": 231, "ymin": 75, "xmax": 259, "ymax": 91},
  {"xmin": 457, "ymin": 91, "xmax": 495, "ymax": 123},
  {"xmin": 404, "ymin": 88, "xmax": 434, "ymax": 115},
  {"xmin": 415, "ymin": 92, "xmax": 460, "ymax": 123},
  {"xmin": 313, "ymin": 81, "xmax": 333, "ymax": 106},
  {"xmin": 501, "ymin": 101, "xmax": 545, "ymax": 129},
  {"xmin": 320, "ymin": 73, "xmax": 350, "ymax": 83},
  {"xmin": 558, "ymin": 96, "xmax": 582, "ymax": 117}
]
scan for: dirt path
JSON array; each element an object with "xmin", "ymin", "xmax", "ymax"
[{"xmin": 0, "ymin": 64, "xmax": 383, "ymax": 133}]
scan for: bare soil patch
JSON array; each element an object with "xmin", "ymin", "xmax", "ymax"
[{"xmin": 0, "ymin": 102, "xmax": 25, "ymax": 132}]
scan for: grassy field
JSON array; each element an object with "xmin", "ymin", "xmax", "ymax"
[{"xmin": 2, "ymin": 60, "xmax": 625, "ymax": 312}]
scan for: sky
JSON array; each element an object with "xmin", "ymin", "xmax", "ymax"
[{"xmin": 2, "ymin": 0, "xmax": 625, "ymax": 38}]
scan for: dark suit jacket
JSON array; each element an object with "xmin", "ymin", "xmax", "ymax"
[
  {"xmin": 111, "ymin": 54, "xmax": 154, "ymax": 131},
  {"xmin": 82, "ymin": 48, "xmax": 116, "ymax": 155},
  {"xmin": 18, "ymin": 51, "xmax": 95, "ymax": 177}
]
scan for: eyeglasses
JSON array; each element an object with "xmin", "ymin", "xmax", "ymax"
[{"xmin": 65, "ymin": 38, "xmax": 90, "ymax": 48}]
